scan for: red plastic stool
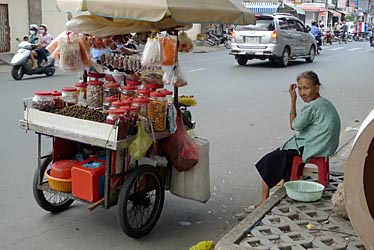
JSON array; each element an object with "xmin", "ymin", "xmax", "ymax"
[{"xmin": 290, "ymin": 156, "xmax": 330, "ymax": 186}]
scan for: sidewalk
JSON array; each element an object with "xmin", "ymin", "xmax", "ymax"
[{"xmin": 215, "ymin": 136, "xmax": 364, "ymax": 250}]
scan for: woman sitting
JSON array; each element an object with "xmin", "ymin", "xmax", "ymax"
[{"xmin": 253, "ymin": 71, "xmax": 341, "ymax": 208}]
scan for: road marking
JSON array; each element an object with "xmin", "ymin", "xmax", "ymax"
[
  {"xmin": 328, "ymin": 47, "xmax": 345, "ymax": 50},
  {"xmin": 189, "ymin": 68, "xmax": 206, "ymax": 72},
  {"xmin": 347, "ymin": 48, "xmax": 364, "ymax": 51}
]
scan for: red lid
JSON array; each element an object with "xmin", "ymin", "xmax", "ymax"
[
  {"xmin": 105, "ymin": 76, "xmax": 116, "ymax": 82},
  {"xmin": 105, "ymin": 96, "xmax": 119, "ymax": 102},
  {"xmin": 137, "ymin": 89, "xmax": 151, "ymax": 96},
  {"xmin": 133, "ymin": 97, "xmax": 150, "ymax": 104},
  {"xmin": 61, "ymin": 87, "xmax": 77, "ymax": 92},
  {"xmin": 112, "ymin": 100, "xmax": 132, "ymax": 107},
  {"xmin": 121, "ymin": 85, "xmax": 137, "ymax": 91},
  {"xmin": 35, "ymin": 91, "xmax": 51, "ymax": 96},
  {"xmin": 50, "ymin": 160, "xmax": 78, "ymax": 179},
  {"xmin": 75, "ymin": 82, "xmax": 88, "ymax": 88},
  {"xmin": 150, "ymin": 91, "xmax": 166, "ymax": 97},
  {"xmin": 51, "ymin": 90, "xmax": 62, "ymax": 96},
  {"xmin": 88, "ymin": 71, "xmax": 105, "ymax": 78},
  {"xmin": 159, "ymin": 89, "xmax": 173, "ymax": 96},
  {"xmin": 121, "ymin": 106, "xmax": 138, "ymax": 112},
  {"xmin": 126, "ymin": 79, "xmax": 142, "ymax": 86},
  {"xmin": 144, "ymin": 83, "xmax": 163, "ymax": 89},
  {"xmin": 108, "ymin": 109, "xmax": 125, "ymax": 115},
  {"xmin": 104, "ymin": 82, "xmax": 120, "ymax": 89},
  {"xmin": 88, "ymin": 80, "xmax": 104, "ymax": 86}
]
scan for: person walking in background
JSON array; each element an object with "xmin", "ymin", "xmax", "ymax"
[{"xmin": 247, "ymin": 71, "xmax": 341, "ymax": 210}]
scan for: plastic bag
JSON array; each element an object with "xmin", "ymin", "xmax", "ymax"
[
  {"xmin": 160, "ymin": 35, "xmax": 177, "ymax": 66},
  {"xmin": 171, "ymin": 64, "xmax": 188, "ymax": 87},
  {"xmin": 129, "ymin": 122, "xmax": 153, "ymax": 160},
  {"xmin": 141, "ymin": 37, "xmax": 160, "ymax": 66},
  {"xmin": 161, "ymin": 110, "xmax": 199, "ymax": 172},
  {"xmin": 178, "ymin": 31, "xmax": 193, "ymax": 53},
  {"xmin": 59, "ymin": 33, "xmax": 84, "ymax": 72},
  {"xmin": 189, "ymin": 241, "xmax": 213, "ymax": 250}
]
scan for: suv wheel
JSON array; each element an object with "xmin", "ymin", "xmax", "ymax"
[
  {"xmin": 277, "ymin": 48, "xmax": 289, "ymax": 67},
  {"xmin": 306, "ymin": 46, "xmax": 316, "ymax": 63},
  {"xmin": 236, "ymin": 56, "xmax": 248, "ymax": 66}
]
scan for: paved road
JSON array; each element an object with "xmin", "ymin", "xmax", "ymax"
[{"xmin": 0, "ymin": 41, "xmax": 373, "ymax": 250}]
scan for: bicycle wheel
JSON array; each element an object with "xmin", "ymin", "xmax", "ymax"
[
  {"xmin": 117, "ymin": 165, "xmax": 165, "ymax": 238},
  {"xmin": 33, "ymin": 155, "xmax": 74, "ymax": 212}
]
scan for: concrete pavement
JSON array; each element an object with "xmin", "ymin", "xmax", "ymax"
[{"xmin": 214, "ymin": 136, "xmax": 364, "ymax": 250}]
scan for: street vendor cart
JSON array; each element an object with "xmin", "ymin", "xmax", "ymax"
[{"xmin": 20, "ymin": 0, "xmax": 255, "ymax": 239}]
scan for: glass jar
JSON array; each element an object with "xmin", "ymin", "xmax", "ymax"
[
  {"xmin": 61, "ymin": 87, "xmax": 77, "ymax": 106},
  {"xmin": 137, "ymin": 89, "xmax": 151, "ymax": 98},
  {"xmin": 103, "ymin": 96, "xmax": 119, "ymax": 111},
  {"xmin": 87, "ymin": 71, "xmax": 105, "ymax": 82},
  {"xmin": 104, "ymin": 82, "xmax": 121, "ymax": 99},
  {"xmin": 51, "ymin": 90, "xmax": 64, "ymax": 110},
  {"xmin": 106, "ymin": 109, "xmax": 127, "ymax": 139},
  {"xmin": 75, "ymin": 82, "xmax": 88, "ymax": 106},
  {"xmin": 111, "ymin": 100, "xmax": 132, "ymax": 110},
  {"xmin": 120, "ymin": 86, "xmax": 137, "ymax": 101},
  {"xmin": 122, "ymin": 106, "xmax": 138, "ymax": 136},
  {"xmin": 32, "ymin": 91, "xmax": 54, "ymax": 112},
  {"xmin": 87, "ymin": 80, "xmax": 104, "ymax": 108},
  {"xmin": 149, "ymin": 91, "xmax": 167, "ymax": 132},
  {"xmin": 132, "ymin": 97, "xmax": 150, "ymax": 117},
  {"xmin": 159, "ymin": 89, "xmax": 173, "ymax": 104}
]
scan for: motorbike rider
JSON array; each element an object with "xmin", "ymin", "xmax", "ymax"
[
  {"xmin": 341, "ymin": 21, "xmax": 348, "ymax": 40},
  {"xmin": 28, "ymin": 24, "xmax": 41, "ymax": 69},
  {"xmin": 325, "ymin": 23, "xmax": 333, "ymax": 43},
  {"xmin": 36, "ymin": 24, "xmax": 52, "ymax": 67},
  {"xmin": 310, "ymin": 21, "xmax": 323, "ymax": 50}
]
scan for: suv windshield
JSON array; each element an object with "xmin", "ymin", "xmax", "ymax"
[{"xmin": 236, "ymin": 18, "xmax": 275, "ymax": 31}]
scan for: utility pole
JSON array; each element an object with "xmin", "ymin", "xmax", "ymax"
[{"xmin": 28, "ymin": 0, "xmax": 42, "ymax": 25}]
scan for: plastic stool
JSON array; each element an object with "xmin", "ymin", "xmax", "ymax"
[{"xmin": 290, "ymin": 156, "xmax": 329, "ymax": 186}]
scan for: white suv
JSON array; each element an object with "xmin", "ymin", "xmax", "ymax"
[{"xmin": 230, "ymin": 14, "xmax": 317, "ymax": 67}]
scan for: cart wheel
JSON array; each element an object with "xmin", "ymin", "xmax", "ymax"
[
  {"xmin": 117, "ymin": 165, "xmax": 165, "ymax": 238},
  {"xmin": 33, "ymin": 156, "xmax": 74, "ymax": 212}
]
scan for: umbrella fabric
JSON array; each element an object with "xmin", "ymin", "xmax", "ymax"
[{"xmin": 57, "ymin": 0, "xmax": 256, "ymax": 25}]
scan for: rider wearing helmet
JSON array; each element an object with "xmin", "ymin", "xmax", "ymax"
[
  {"xmin": 29, "ymin": 24, "xmax": 41, "ymax": 69},
  {"xmin": 37, "ymin": 24, "xmax": 52, "ymax": 67},
  {"xmin": 310, "ymin": 21, "xmax": 323, "ymax": 49}
]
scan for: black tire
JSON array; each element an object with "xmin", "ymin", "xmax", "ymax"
[
  {"xmin": 117, "ymin": 165, "xmax": 164, "ymax": 239},
  {"xmin": 236, "ymin": 56, "xmax": 247, "ymax": 66},
  {"xmin": 33, "ymin": 155, "xmax": 74, "ymax": 212},
  {"xmin": 45, "ymin": 67, "xmax": 55, "ymax": 77},
  {"xmin": 347, "ymin": 36, "xmax": 353, "ymax": 42},
  {"xmin": 11, "ymin": 66, "xmax": 24, "ymax": 80},
  {"xmin": 276, "ymin": 48, "xmax": 289, "ymax": 67},
  {"xmin": 306, "ymin": 46, "xmax": 316, "ymax": 63}
]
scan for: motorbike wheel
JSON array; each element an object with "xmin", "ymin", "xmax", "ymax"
[
  {"xmin": 45, "ymin": 67, "xmax": 55, "ymax": 77},
  {"xmin": 11, "ymin": 66, "xmax": 24, "ymax": 80},
  {"xmin": 348, "ymin": 36, "xmax": 353, "ymax": 42},
  {"xmin": 224, "ymin": 39, "xmax": 231, "ymax": 49}
]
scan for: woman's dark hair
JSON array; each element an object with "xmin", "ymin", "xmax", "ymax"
[{"xmin": 297, "ymin": 71, "xmax": 321, "ymax": 86}]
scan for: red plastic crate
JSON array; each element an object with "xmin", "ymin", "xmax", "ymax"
[{"xmin": 71, "ymin": 157, "xmax": 106, "ymax": 202}]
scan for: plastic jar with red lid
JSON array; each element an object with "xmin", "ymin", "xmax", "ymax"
[
  {"xmin": 32, "ymin": 91, "xmax": 54, "ymax": 112},
  {"xmin": 106, "ymin": 109, "xmax": 128, "ymax": 139},
  {"xmin": 87, "ymin": 71, "xmax": 105, "ymax": 82},
  {"xmin": 111, "ymin": 100, "xmax": 132, "ymax": 110},
  {"xmin": 104, "ymin": 82, "xmax": 121, "ymax": 99},
  {"xmin": 62, "ymin": 87, "xmax": 77, "ymax": 106},
  {"xmin": 159, "ymin": 89, "xmax": 173, "ymax": 104},
  {"xmin": 103, "ymin": 96, "xmax": 119, "ymax": 111},
  {"xmin": 149, "ymin": 91, "xmax": 167, "ymax": 132},
  {"xmin": 121, "ymin": 106, "xmax": 138, "ymax": 136},
  {"xmin": 120, "ymin": 85, "xmax": 137, "ymax": 101},
  {"xmin": 105, "ymin": 75, "xmax": 116, "ymax": 84},
  {"xmin": 144, "ymin": 83, "xmax": 164, "ymax": 91},
  {"xmin": 132, "ymin": 97, "xmax": 150, "ymax": 117},
  {"xmin": 51, "ymin": 90, "xmax": 64, "ymax": 110},
  {"xmin": 87, "ymin": 80, "xmax": 104, "ymax": 108},
  {"xmin": 137, "ymin": 89, "xmax": 151, "ymax": 98},
  {"xmin": 75, "ymin": 82, "xmax": 88, "ymax": 105}
]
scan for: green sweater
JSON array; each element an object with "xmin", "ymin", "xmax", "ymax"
[{"xmin": 281, "ymin": 97, "xmax": 341, "ymax": 163}]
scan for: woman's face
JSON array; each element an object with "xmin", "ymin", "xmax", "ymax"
[{"xmin": 297, "ymin": 77, "xmax": 320, "ymax": 103}]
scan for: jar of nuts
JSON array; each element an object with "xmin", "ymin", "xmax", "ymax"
[
  {"xmin": 51, "ymin": 90, "xmax": 64, "ymax": 110},
  {"xmin": 104, "ymin": 82, "xmax": 121, "ymax": 99},
  {"xmin": 32, "ymin": 91, "xmax": 54, "ymax": 112},
  {"xmin": 62, "ymin": 87, "xmax": 78, "ymax": 106},
  {"xmin": 149, "ymin": 91, "xmax": 167, "ymax": 132},
  {"xmin": 132, "ymin": 97, "xmax": 150, "ymax": 117},
  {"xmin": 87, "ymin": 80, "xmax": 104, "ymax": 108}
]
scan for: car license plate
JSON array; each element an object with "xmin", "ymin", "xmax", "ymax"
[{"xmin": 245, "ymin": 36, "xmax": 259, "ymax": 44}]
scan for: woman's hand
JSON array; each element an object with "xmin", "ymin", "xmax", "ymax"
[{"xmin": 289, "ymin": 83, "xmax": 297, "ymax": 103}]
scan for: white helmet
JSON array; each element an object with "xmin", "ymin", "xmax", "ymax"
[
  {"xmin": 40, "ymin": 24, "xmax": 48, "ymax": 30},
  {"xmin": 30, "ymin": 24, "xmax": 38, "ymax": 31}
]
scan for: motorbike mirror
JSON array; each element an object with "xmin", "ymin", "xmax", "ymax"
[{"xmin": 16, "ymin": 38, "xmax": 20, "ymax": 42}]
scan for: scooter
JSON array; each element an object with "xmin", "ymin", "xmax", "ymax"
[
  {"xmin": 205, "ymin": 31, "xmax": 232, "ymax": 49},
  {"xmin": 10, "ymin": 38, "xmax": 55, "ymax": 80}
]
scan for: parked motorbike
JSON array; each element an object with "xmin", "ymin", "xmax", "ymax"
[
  {"xmin": 333, "ymin": 31, "xmax": 347, "ymax": 44},
  {"xmin": 353, "ymin": 31, "xmax": 370, "ymax": 41},
  {"xmin": 10, "ymin": 38, "xmax": 55, "ymax": 80},
  {"xmin": 205, "ymin": 31, "xmax": 231, "ymax": 49}
]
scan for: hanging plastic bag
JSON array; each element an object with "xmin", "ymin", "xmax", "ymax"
[
  {"xmin": 59, "ymin": 32, "xmax": 84, "ymax": 72},
  {"xmin": 161, "ymin": 110, "xmax": 199, "ymax": 172},
  {"xmin": 178, "ymin": 31, "xmax": 193, "ymax": 53},
  {"xmin": 141, "ymin": 36, "xmax": 161, "ymax": 66},
  {"xmin": 171, "ymin": 64, "xmax": 188, "ymax": 87},
  {"xmin": 160, "ymin": 35, "xmax": 177, "ymax": 66},
  {"xmin": 129, "ymin": 122, "xmax": 153, "ymax": 160}
]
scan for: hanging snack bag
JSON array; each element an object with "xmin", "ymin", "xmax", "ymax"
[
  {"xmin": 59, "ymin": 32, "xmax": 84, "ymax": 72},
  {"xmin": 160, "ymin": 35, "xmax": 177, "ymax": 66},
  {"xmin": 178, "ymin": 31, "xmax": 193, "ymax": 53},
  {"xmin": 141, "ymin": 36, "xmax": 161, "ymax": 66},
  {"xmin": 171, "ymin": 64, "xmax": 188, "ymax": 87},
  {"xmin": 78, "ymin": 35, "xmax": 92, "ymax": 68}
]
